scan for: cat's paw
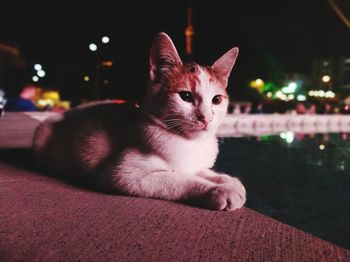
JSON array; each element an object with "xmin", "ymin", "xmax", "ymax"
[{"xmin": 205, "ymin": 179, "xmax": 246, "ymax": 211}]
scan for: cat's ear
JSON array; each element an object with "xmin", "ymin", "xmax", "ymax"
[
  {"xmin": 149, "ymin": 32, "xmax": 182, "ymax": 81},
  {"xmin": 211, "ymin": 47, "xmax": 239, "ymax": 88}
]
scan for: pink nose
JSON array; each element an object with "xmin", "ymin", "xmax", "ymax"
[{"xmin": 197, "ymin": 114, "xmax": 208, "ymax": 125}]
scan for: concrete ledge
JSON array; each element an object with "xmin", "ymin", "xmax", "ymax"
[
  {"xmin": 1, "ymin": 112, "xmax": 350, "ymax": 261},
  {"xmin": 1, "ymin": 159, "xmax": 349, "ymax": 261}
]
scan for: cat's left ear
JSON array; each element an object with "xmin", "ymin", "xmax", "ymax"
[{"xmin": 211, "ymin": 47, "xmax": 239, "ymax": 88}]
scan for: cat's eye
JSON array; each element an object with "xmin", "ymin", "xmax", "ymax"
[
  {"xmin": 178, "ymin": 91, "xmax": 194, "ymax": 103},
  {"xmin": 212, "ymin": 95, "xmax": 223, "ymax": 105}
]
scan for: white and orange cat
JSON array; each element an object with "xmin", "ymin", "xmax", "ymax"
[{"xmin": 33, "ymin": 32, "xmax": 246, "ymax": 211}]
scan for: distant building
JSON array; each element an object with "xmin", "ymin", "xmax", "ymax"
[{"xmin": 312, "ymin": 55, "xmax": 350, "ymax": 93}]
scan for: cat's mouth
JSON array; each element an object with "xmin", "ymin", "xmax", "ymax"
[{"xmin": 187, "ymin": 122, "xmax": 209, "ymax": 132}]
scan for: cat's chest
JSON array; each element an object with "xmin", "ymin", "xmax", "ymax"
[{"xmin": 162, "ymin": 136, "xmax": 218, "ymax": 173}]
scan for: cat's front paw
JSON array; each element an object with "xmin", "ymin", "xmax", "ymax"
[{"xmin": 205, "ymin": 179, "xmax": 246, "ymax": 211}]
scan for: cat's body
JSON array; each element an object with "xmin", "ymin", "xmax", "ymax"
[{"xmin": 33, "ymin": 33, "xmax": 246, "ymax": 211}]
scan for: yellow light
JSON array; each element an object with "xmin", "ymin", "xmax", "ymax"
[
  {"xmin": 266, "ymin": 92, "xmax": 272, "ymax": 98},
  {"xmin": 59, "ymin": 101, "xmax": 71, "ymax": 110},
  {"xmin": 249, "ymin": 78, "xmax": 265, "ymax": 92},
  {"xmin": 84, "ymin": 76, "xmax": 90, "ymax": 82},
  {"xmin": 319, "ymin": 144, "xmax": 325, "ymax": 150},
  {"xmin": 42, "ymin": 91, "xmax": 60, "ymax": 102},
  {"xmin": 256, "ymin": 78, "xmax": 263, "ymax": 85},
  {"xmin": 322, "ymin": 75, "xmax": 331, "ymax": 83},
  {"xmin": 102, "ymin": 61, "xmax": 113, "ymax": 67}
]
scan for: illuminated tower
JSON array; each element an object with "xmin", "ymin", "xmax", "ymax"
[{"xmin": 185, "ymin": 3, "xmax": 194, "ymax": 56}]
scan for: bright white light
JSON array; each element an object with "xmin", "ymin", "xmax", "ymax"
[
  {"xmin": 288, "ymin": 94, "xmax": 295, "ymax": 100},
  {"xmin": 280, "ymin": 131, "xmax": 294, "ymax": 143},
  {"xmin": 319, "ymin": 144, "xmax": 325, "ymax": 150},
  {"xmin": 89, "ymin": 43, "xmax": 98, "ymax": 51},
  {"xmin": 325, "ymin": 91, "xmax": 335, "ymax": 98},
  {"xmin": 276, "ymin": 91, "xmax": 283, "ymax": 98},
  {"xmin": 282, "ymin": 82, "xmax": 297, "ymax": 94},
  {"xmin": 256, "ymin": 78, "xmax": 263, "ymax": 85},
  {"xmin": 318, "ymin": 90, "xmax": 325, "ymax": 97},
  {"xmin": 32, "ymin": 76, "xmax": 39, "ymax": 82},
  {"xmin": 37, "ymin": 99, "xmax": 47, "ymax": 106},
  {"xmin": 280, "ymin": 132, "xmax": 287, "ymax": 139},
  {"xmin": 308, "ymin": 90, "xmax": 314, "ymax": 96},
  {"xmin": 102, "ymin": 36, "xmax": 110, "ymax": 44},
  {"xmin": 266, "ymin": 92, "xmax": 272, "ymax": 98},
  {"xmin": 297, "ymin": 94, "xmax": 306, "ymax": 101},
  {"xmin": 37, "ymin": 70, "xmax": 46, "ymax": 77},
  {"xmin": 322, "ymin": 75, "xmax": 331, "ymax": 83},
  {"xmin": 34, "ymin": 64, "xmax": 42, "ymax": 71},
  {"xmin": 286, "ymin": 131, "xmax": 294, "ymax": 143},
  {"xmin": 289, "ymin": 82, "xmax": 297, "ymax": 89}
]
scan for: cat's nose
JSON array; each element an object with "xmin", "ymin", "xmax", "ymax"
[{"xmin": 197, "ymin": 114, "xmax": 208, "ymax": 125}]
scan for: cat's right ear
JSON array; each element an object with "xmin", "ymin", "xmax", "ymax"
[{"xmin": 149, "ymin": 32, "xmax": 183, "ymax": 81}]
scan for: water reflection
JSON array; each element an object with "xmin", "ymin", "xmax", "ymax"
[
  {"xmin": 251, "ymin": 132, "xmax": 350, "ymax": 173},
  {"xmin": 216, "ymin": 133, "xmax": 350, "ymax": 249}
]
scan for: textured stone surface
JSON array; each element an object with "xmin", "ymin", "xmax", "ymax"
[
  {"xmin": 1, "ymin": 160, "xmax": 350, "ymax": 261},
  {"xmin": 1, "ymin": 112, "xmax": 350, "ymax": 261}
]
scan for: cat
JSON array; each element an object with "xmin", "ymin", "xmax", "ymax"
[{"xmin": 33, "ymin": 32, "xmax": 246, "ymax": 211}]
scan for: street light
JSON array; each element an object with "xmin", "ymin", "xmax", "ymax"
[
  {"xmin": 101, "ymin": 36, "xmax": 110, "ymax": 44},
  {"xmin": 322, "ymin": 75, "xmax": 331, "ymax": 83},
  {"xmin": 37, "ymin": 70, "xmax": 46, "ymax": 77},
  {"xmin": 34, "ymin": 64, "xmax": 42, "ymax": 71},
  {"xmin": 89, "ymin": 43, "xmax": 98, "ymax": 52}
]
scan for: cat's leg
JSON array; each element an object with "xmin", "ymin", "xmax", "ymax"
[
  {"xmin": 197, "ymin": 168, "xmax": 242, "ymax": 184},
  {"xmin": 111, "ymin": 169, "xmax": 245, "ymax": 211},
  {"xmin": 101, "ymin": 152, "xmax": 245, "ymax": 211}
]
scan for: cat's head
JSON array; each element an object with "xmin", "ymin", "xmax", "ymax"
[{"xmin": 144, "ymin": 32, "xmax": 238, "ymax": 138}]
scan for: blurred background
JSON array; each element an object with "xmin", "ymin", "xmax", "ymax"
[{"xmin": 1, "ymin": 0, "xmax": 350, "ymax": 113}]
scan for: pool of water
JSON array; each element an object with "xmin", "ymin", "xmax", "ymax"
[{"xmin": 215, "ymin": 133, "xmax": 350, "ymax": 250}]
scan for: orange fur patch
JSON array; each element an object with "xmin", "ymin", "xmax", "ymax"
[{"xmin": 161, "ymin": 63, "xmax": 227, "ymax": 93}]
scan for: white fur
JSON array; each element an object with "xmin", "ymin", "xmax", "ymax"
[{"xmin": 33, "ymin": 33, "xmax": 246, "ymax": 211}]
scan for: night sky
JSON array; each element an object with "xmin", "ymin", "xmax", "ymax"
[{"xmin": 1, "ymin": 0, "xmax": 349, "ymax": 101}]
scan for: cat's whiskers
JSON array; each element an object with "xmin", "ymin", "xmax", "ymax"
[{"xmin": 164, "ymin": 117, "xmax": 187, "ymax": 135}]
